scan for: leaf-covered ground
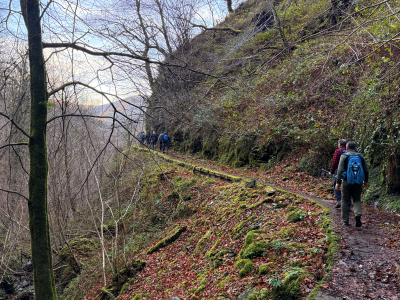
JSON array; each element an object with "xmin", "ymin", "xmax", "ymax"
[
  {"xmin": 118, "ymin": 161, "xmax": 332, "ymax": 300},
  {"xmin": 155, "ymin": 151, "xmax": 400, "ymax": 300}
]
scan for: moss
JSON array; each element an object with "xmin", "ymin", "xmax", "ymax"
[
  {"xmin": 196, "ymin": 284, "xmax": 206, "ymax": 292},
  {"xmin": 131, "ymin": 293, "xmax": 152, "ymax": 300},
  {"xmin": 258, "ymin": 265, "xmax": 269, "ymax": 275},
  {"xmin": 272, "ymin": 269, "xmax": 309, "ymax": 300},
  {"xmin": 241, "ymin": 241, "xmax": 266, "ymax": 259},
  {"xmin": 147, "ymin": 225, "xmax": 187, "ymax": 254},
  {"xmin": 288, "ymin": 260, "xmax": 303, "ymax": 268},
  {"xmin": 206, "ymin": 238, "xmax": 221, "ymax": 259},
  {"xmin": 286, "ymin": 205, "xmax": 298, "ymax": 211},
  {"xmin": 275, "ymin": 203, "xmax": 288, "ymax": 209},
  {"xmin": 234, "ymin": 259, "xmax": 254, "ymax": 278},
  {"xmin": 232, "ymin": 216, "xmax": 256, "ymax": 234},
  {"xmin": 285, "ymin": 210, "xmax": 305, "ymax": 223},
  {"xmin": 194, "ymin": 230, "xmax": 212, "ymax": 254}
]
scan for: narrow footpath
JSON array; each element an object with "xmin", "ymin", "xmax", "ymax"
[{"xmin": 142, "ymin": 147, "xmax": 400, "ymax": 299}]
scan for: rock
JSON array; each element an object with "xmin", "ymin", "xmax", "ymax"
[
  {"xmin": 245, "ymin": 180, "xmax": 256, "ymax": 188},
  {"xmin": 21, "ymin": 279, "xmax": 30, "ymax": 288},
  {"xmin": 238, "ymin": 288, "xmax": 253, "ymax": 300},
  {"xmin": 262, "ymin": 197, "xmax": 274, "ymax": 204},
  {"xmin": 171, "ymin": 297, "xmax": 181, "ymax": 300},
  {"xmin": 267, "ymin": 190, "xmax": 275, "ymax": 196},
  {"xmin": 339, "ymin": 260, "xmax": 348, "ymax": 267}
]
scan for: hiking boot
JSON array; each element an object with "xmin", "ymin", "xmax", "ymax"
[
  {"xmin": 342, "ymin": 221, "xmax": 350, "ymax": 226},
  {"xmin": 355, "ymin": 216, "xmax": 362, "ymax": 227},
  {"xmin": 335, "ymin": 203, "xmax": 341, "ymax": 209}
]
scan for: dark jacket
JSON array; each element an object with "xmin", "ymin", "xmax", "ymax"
[
  {"xmin": 151, "ymin": 133, "xmax": 158, "ymax": 142},
  {"xmin": 337, "ymin": 150, "xmax": 369, "ymax": 184}
]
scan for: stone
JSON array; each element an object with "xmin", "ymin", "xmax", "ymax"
[
  {"xmin": 171, "ymin": 297, "xmax": 181, "ymax": 300},
  {"xmin": 267, "ymin": 190, "xmax": 275, "ymax": 196},
  {"xmin": 245, "ymin": 180, "xmax": 256, "ymax": 188},
  {"xmin": 238, "ymin": 288, "xmax": 253, "ymax": 300}
]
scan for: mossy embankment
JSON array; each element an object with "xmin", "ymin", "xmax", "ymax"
[
  {"xmin": 148, "ymin": 0, "xmax": 400, "ymax": 210},
  {"xmin": 56, "ymin": 147, "xmax": 338, "ymax": 300},
  {"xmin": 113, "ymin": 150, "xmax": 338, "ymax": 300}
]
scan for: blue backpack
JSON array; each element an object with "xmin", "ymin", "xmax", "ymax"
[
  {"xmin": 163, "ymin": 134, "xmax": 169, "ymax": 142},
  {"xmin": 343, "ymin": 153, "xmax": 364, "ymax": 185}
]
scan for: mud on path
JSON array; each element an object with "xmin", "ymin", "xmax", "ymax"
[{"xmin": 317, "ymin": 203, "xmax": 400, "ymax": 300}]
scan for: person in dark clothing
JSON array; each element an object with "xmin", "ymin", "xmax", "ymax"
[
  {"xmin": 145, "ymin": 132, "xmax": 151, "ymax": 145},
  {"xmin": 151, "ymin": 131, "xmax": 158, "ymax": 150},
  {"xmin": 336, "ymin": 141, "xmax": 369, "ymax": 227},
  {"xmin": 329, "ymin": 139, "xmax": 351, "ymax": 209},
  {"xmin": 158, "ymin": 132, "xmax": 165, "ymax": 151},
  {"xmin": 138, "ymin": 132, "xmax": 145, "ymax": 145}
]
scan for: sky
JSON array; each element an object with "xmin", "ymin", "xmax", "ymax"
[{"xmin": 0, "ymin": 0, "xmax": 245, "ymax": 105}]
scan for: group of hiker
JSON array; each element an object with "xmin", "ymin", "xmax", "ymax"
[
  {"xmin": 138, "ymin": 131, "xmax": 170, "ymax": 153},
  {"xmin": 329, "ymin": 139, "xmax": 369, "ymax": 227}
]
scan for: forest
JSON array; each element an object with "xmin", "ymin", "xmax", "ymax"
[{"xmin": 0, "ymin": 0, "xmax": 400, "ymax": 299}]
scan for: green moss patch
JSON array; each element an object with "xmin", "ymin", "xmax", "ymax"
[
  {"xmin": 234, "ymin": 259, "xmax": 254, "ymax": 278},
  {"xmin": 147, "ymin": 225, "xmax": 187, "ymax": 254},
  {"xmin": 285, "ymin": 210, "xmax": 305, "ymax": 223}
]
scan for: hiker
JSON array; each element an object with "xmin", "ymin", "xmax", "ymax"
[
  {"xmin": 158, "ymin": 132, "xmax": 165, "ymax": 151},
  {"xmin": 151, "ymin": 131, "xmax": 158, "ymax": 150},
  {"xmin": 145, "ymin": 132, "xmax": 151, "ymax": 145},
  {"xmin": 329, "ymin": 139, "xmax": 351, "ymax": 210},
  {"xmin": 138, "ymin": 132, "xmax": 145, "ymax": 145},
  {"xmin": 162, "ymin": 132, "xmax": 170, "ymax": 154},
  {"xmin": 336, "ymin": 141, "xmax": 369, "ymax": 227}
]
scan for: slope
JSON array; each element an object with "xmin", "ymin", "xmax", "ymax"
[{"xmin": 148, "ymin": 0, "xmax": 400, "ymax": 210}]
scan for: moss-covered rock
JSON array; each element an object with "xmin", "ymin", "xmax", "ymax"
[
  {"xmin": 147, "ymin": 225, "xmax": 186, "ymax": 254},
  {"xmin": 258, "ymin": 265, "xmax": 269, "ymax": 275},
  {"xmin": 275, "ymin": 203, "xmax": 288, "ymax": 209},
  {"xmin": 194, "ymin": 230, "xmax": 212, "ymax": 254},
  {"xmin": 286, "ymin": 210, "xmax": 305, "ymax": 223},
  {"xmin": 234, "ymin": 259, "xmax": 254, "ymax": 278},
  {"xmin": 272, "ymin": 268, "xmax": 309, "ymax": 300}
]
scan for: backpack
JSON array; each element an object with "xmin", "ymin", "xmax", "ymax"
[
  {"xmin": 163, "ymin": 134, "xmax": 169, "ymax": 142},
  {"xmin": 343, "ymin": 153, "xmax": 364, "ymax": 185}
]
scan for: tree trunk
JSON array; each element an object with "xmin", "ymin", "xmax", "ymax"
[
  {"xmin": 20, "ymin": 0, "xmax": 57, "ymax": 299},
  {"xmin": 226, "ymin": 0, "xmax": 233, "ymax": 13}
]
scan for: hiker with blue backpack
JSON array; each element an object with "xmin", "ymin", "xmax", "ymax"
[
  {"xmin": 329, "ymin": 139, "xmax": 352, "ymax": 210},
  {"xmin": 162, "ymin": 132, "xmax": 170, "ymax": 154},
  {"xmin": 336, "ymin": 141, "xmax": 369, "ymax": 227}
]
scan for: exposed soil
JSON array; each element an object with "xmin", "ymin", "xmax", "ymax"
[{"xmin": 318, "ymin": 203, "xmax": 400, "ymax": 300}]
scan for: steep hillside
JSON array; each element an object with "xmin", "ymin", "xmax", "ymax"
[
  {"xmin": 60, "ymin": 148, "xmax": 335, "ymax": 300},
  {"xmin": 148, "ymin": 0, "xmax": 400, "ymax": 210}
]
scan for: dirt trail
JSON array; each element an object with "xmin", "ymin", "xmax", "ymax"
[
  {"xmin": 315, "ymin": 204, "xmax": 400, "ymax": 300},
  {"xmin": 153, "ymin": 150, "xmax": 400, "ymax": 299}
]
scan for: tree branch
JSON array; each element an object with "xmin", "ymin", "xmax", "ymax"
[
  {"xmin": 185, "ymin": 20, "xmax": 241, "ymax": 34},
  {"xmin": 42, "ymin": 42, "xmax": 154, "ymax": 63},
  {"xmin": 0, "ymin": 142, "xmax": 29, "ymax": 151},
  {"xmin": 0, "ymin": 188, "xmax": 29, "ymax": 201},
  {"xmin": 0, "ymin": 112, "xmax": 31, "ymax": 139}
]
